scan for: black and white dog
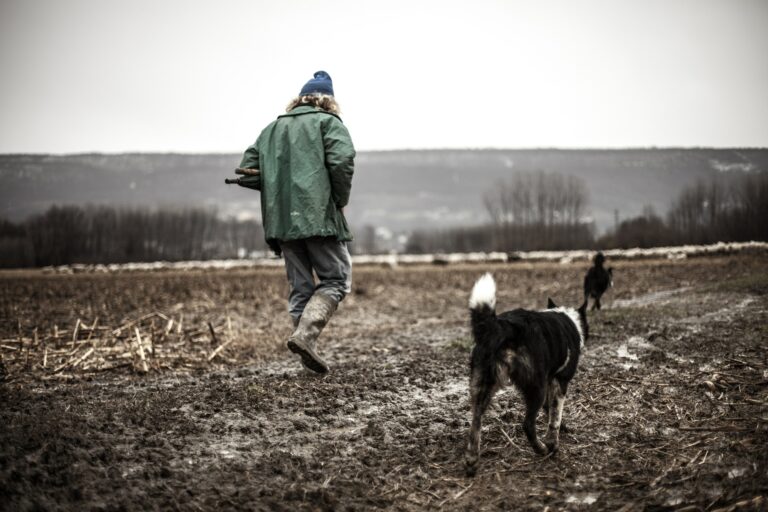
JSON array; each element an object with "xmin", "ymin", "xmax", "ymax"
[
  {"xmin": 583, "ymin": 252, "xmax": 613, "ymax": 311},
  {"xmin": 465, "ymin": 273, "xmax": 588, "ymax": 476}
]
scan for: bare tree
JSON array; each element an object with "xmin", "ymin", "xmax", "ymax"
[
  {"xmin": 482, "ymin": 171, "xmax": 592, "ymax": 251},
  {"xmin": 668, "ymin": 172, "xmax": 768, "ymax": 245}
]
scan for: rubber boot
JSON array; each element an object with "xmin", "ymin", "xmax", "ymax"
[{"xmin": 286, "ymin": 293, "xmax": 337, "ymax": 374}]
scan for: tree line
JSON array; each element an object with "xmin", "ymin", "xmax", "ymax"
[
  {"xmin": 407, "ymin": 171, "xmax": 595, "ymax": 253},
  {"xmin": 406, "ymin": 170, "xmax": 768, "ymax": 254},
  {"xmin": 598, "ymin": 172, "xmax": 768, "ymax": 249},
  {"xmin": 1, "ymin": 171, "xmax": 765, "ymax": 267},
  {"xmin": 0, "ymin": 206, "xmax": 268, "ymax": 268}
]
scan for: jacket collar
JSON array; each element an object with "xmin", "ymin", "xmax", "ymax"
[{"xmin": 278, "ymin": 105, "xmax": 341, "ymax": 121}]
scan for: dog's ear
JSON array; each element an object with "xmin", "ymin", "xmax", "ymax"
[{"xmin": 547, "ymin": 297, "xmax": 557, "ymax": 309}]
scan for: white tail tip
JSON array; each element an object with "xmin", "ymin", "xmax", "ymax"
[{"xmin": 469, "ymin": 273, "xmax": 496, "ymax": 310}]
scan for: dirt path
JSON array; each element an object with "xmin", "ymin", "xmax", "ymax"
[{"xmin": 1, "ymin": 256, "xmax": 767, "ymax": 510}]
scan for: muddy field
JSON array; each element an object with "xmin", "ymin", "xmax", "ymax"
[{"xmin": 1, "ymin": 255, "xmax": 767, "ymax": 511}]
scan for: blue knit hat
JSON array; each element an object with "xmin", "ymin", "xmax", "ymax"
[{"xmin": 299, "ymin": 70, "xmax": 334, "ymax": 97}]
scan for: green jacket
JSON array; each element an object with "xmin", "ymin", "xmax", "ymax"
[{"xmin": 238, "ymin": 105, "xmax": 356, "ymax": 253}]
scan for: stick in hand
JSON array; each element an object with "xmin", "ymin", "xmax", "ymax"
[{"xmin": 225, "ymin": 168, "xmax": 260, "ymax": 185}]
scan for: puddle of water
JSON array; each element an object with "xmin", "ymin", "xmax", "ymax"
[
  {"xmin": 727, "ymin": 466, "xmax": 749, "ymax": 479},
  {"xmin": 616, "ymin": 344, "xmax": 639, "ymax": 361},
  {"xmin": 586, "ymin": 335, "xmax": 668, "ymax": 370},
  {"xmin": 219, "ymin": 449, "xmax": 235, "ymax": 459},
  {"xmin": 627, "ymin": 336, "xmax": 658, "ymax": 351},
  {"xmin": 289, "ymin": 445, "xmax": 317, "ymax": 458},
  {"xmin": 616, "ymin": 341, "xmax": 643, "ymax": 368},
  {"xmin": 664, "ymin": 495, "xmax": 685, "ymax": 507},
  {"xmin": 438, "ymin": 379, "xmax": 467, "ymax": 398},
  {"xmin": 698, "ymin": 361, "xmax": 720, "ymax": 373},
  {"xmin": 358, "ymin": 405, "xmax": 382, "ymax": 416},
  {"xmin": 566, "ymin": 493, "xmax": 599, "ymax": 505}
]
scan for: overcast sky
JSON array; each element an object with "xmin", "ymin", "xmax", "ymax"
[{"xmin": 1, "ymin": 0, "xmax": 767, "ymax": 153}]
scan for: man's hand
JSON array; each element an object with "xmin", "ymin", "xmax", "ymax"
[{"xmin": 235, "ymin": 168, "xmax": 260, "ymax": 176}]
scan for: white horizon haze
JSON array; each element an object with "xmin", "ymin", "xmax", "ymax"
[{"xmin": 1, "ymin": 0, "xmax": 767, "ymax": 154}]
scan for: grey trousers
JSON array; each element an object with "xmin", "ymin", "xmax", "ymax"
[{"xmin": 280, "ymin": 237, "xmax": 352, "ymax": 323}]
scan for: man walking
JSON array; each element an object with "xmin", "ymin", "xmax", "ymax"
[{"xmin": 238, "ymin": 70, "xmax": 355, "ymax": 374}]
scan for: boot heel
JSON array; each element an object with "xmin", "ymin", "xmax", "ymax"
[{"xmin": 287, "ymin": 339, "xmax": 329, "ymax": 374}]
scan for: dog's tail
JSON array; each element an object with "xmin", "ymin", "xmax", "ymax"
[
  {"xmin": 470, "ymin": 273, "xmax": 496, "ymax": 311},
  {"xmin": 469, "ymin": 273, "xmax": 498, "ymax": 343}
]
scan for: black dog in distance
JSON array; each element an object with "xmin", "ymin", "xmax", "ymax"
[{"xmin": 583, "ymin": 252, "xmax": 613, "ymax": 310}]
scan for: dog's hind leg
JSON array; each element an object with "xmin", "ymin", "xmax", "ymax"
[
  {"xmin": 543, "ymin": 380, "xmax": 554, "ymax": 430},
  {"xmin": 544, "ymin": 380, "xmax": 566, "ymax": 453},
  {"xmin": 544, "ymin": 379, "xmax": 556, "ymax": 436},
  {"xmin": 522, "ymin": 385, "xmax": 548, "ymax": 455},
  {"xmin": 545, "ymin": 381, "xmax": 571, "ymax": 433},
  {"xmin": 465, "ymin": 379, "xmax": 496, "ymax": 476}
]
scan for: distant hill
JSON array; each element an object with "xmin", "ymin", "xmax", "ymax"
[{"xmin": 1, "ymin": 149, "xmax": 766, "ymax": 235}]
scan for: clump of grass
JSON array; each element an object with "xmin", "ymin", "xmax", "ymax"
[
  {"xmin": 447, "ymin": 337, "xmax": 473, "ymax": 352},
  {"xmin": 593, "ymin": 308, "xmax": 635, "ymax": 322},
  {"xmin": 246, "ymin": 383, "xmax": 266, "ymax": 395},
  {"xmin": 595, "ymin": 307, "xmax": 664, "ymax": 323},
  {"xmin": 714, "ymin": 273, "xmax": 768, "ymax": 295}
]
